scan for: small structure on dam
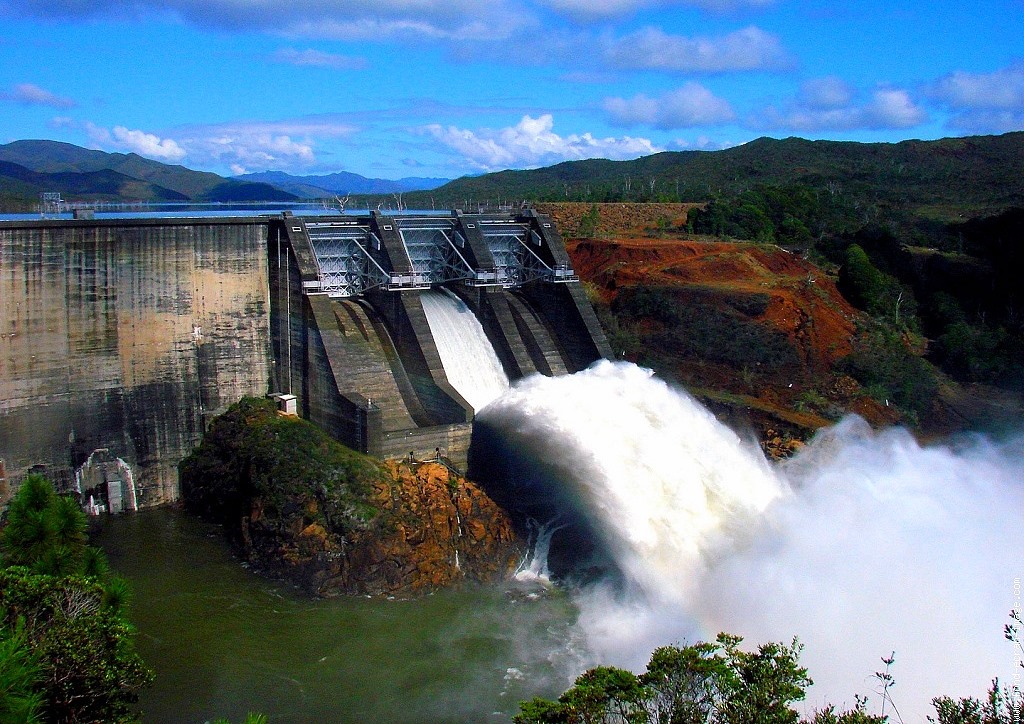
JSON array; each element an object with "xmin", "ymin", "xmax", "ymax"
[{"xmin": 0, "ymin": 209, "xmax": 609, "ymax": 508}]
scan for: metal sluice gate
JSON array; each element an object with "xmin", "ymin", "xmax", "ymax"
[{"xmin": 303, "ymin": 214, "xmax": 577, "ymax": 298}]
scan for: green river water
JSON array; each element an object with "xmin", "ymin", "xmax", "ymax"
[{"xmin": 94, "ymin": 508, "xmax": 582, "ymax": 724}]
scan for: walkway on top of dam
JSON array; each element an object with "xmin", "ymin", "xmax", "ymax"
[{"xmin": 292, "ymin": 211, "xmax": 578, "ymax": 298}]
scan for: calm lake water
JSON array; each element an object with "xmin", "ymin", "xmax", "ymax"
[{"xmin": 94, "ymin": 508, "xmax": 582, "ymax": 724}]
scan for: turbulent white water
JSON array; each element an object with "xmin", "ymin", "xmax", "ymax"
[
  {"xmin": 421, "ymin": 289, "xmax": 510, "ymax": 412},
  {"xmin": 479, "ymin": 360, "xmax": 1024, "ymax": 720}
]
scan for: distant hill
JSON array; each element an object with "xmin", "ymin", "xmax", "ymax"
[
  {"xmin": 237, "ymin": 170, "xmax": 452, "ymax": 198},
  {"xmin": 0, "ymin": 159, "xmax": 188, "ymax": 203},
  {"xmin": 0, "ymin": 140, "xmax": 299, "ymax": 206},
  {"xmin": 404, "ymin": 132, "xmax": 1024, "ymax": 221}
]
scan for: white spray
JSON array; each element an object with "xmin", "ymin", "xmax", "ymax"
[{"xmin": 479, "ymin": 360, "xmax": 1024, "ymax": 720}]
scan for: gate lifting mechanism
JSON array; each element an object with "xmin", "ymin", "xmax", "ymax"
[{"xmin": 304, "ymin": 218, "xmax": 577, "ymax": 298}]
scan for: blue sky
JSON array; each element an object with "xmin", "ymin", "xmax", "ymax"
[{"xmin": 1, "ymin": 0, "xmax": 1022, "ymax": 180}]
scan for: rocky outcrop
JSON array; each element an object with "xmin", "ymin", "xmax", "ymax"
[
  {"xmin": 245, "ymin": 460, "xmax": 522, "ymax": 597},
  {"xmin": 180, "ymin": 398, "xmax": 523, "ymax": 597}
]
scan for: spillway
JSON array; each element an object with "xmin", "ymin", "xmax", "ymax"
[{"xmin": 421, "ymin": 289, "xmax": 510, "ymax": 412}]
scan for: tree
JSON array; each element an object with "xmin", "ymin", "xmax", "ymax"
[
  {"xmin": 0, "ymin": 568, "xmax": 153, "ymax": 723},
  {"xmin": 578, "ymin": 204, "xmax": 601, "ymax": 238},
  {"xmin": 929, "ymin": 680, "xmax": 1024, "ymax": 724},
  {"xmin": 1, "ymin": 474, "xmax": 88, "ymax": 576},
  {"xmin": 515, "ymin": 633, "xmax": 823, "ymax": 724},
  {"xmin": 0, "ymin": 622, "xmax": 43, "ymax": 724},
  {"xmin": 0, "ymin": 476, "xmax": 153, "ymax": 722}
]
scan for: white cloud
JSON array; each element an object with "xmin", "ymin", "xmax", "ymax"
[
  {"xmin": 112, "ymin": 126, "xmax": 187, "ymax": 161},
  {"xmin": 929, "ymin": 62, "xmax": 1024, "ymax": 133},
  {"xmin": 670, "ymin": 136, "xmax": 742, "ymax": 150},
  {"xmin": 0, "ymin": 83, "xmax": 76, "ymax": 109},
  {"xmin": 185, "ymin": 130, "xmax": 316, "ymax": 169},
  {"xmin": 424, "ymin": 114, "xmax": 661, "ymax": 170},
  {"xmin": 272, "ymin": 48, "xmax": 368, "ymax": 70},
  {"xmin": 602, "ymin": 26, "xmax": 790, "ymax": 73},
  {"xmin": 755, "ymin": 82, "xmax": 928, "ymax": 132},
  {"xmin": 173, "ymin": 117, "xmax": 359, "ymax": 171},
  {"xmin": 604, "ymin": 83, "xmax": 736, "ymax": 129},
  {"xmin": 84, "ymin": 116, "xmax": 359, "ymax": 170},
  {"xmin": 800, "ymin": 76, "xmax": 855, "ymax": 109},
  {"xmin": 87, "ymin": 123, "xmax": 187, "ymax": 161},
  {"xmin": 0, "ymin": 0, "xmax": 528, "ymax": 41},
  {"xmin": 535, "ymin": 0, "xmax": 774, "ymax": 22}
]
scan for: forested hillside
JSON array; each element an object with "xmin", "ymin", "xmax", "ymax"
[{"xmin": 405, "ymin": 132, "xmax": 1024, "ymax": 221}]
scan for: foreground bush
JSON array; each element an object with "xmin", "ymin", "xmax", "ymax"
[
  {"xmin": 517, "ymin": 631, "xmax": 1024, "ymax": 724},
  {"xmin": 0, "ymin": 476, "xmax": 153, "ymax": 722}
]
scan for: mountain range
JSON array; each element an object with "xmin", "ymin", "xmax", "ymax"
[
  {"xmin": 234, "ymin": 170, "xmax": 451, "ymax": 198},
  {"xmin": 0, "ymin": 140, "xmax": 295, "ymax": 206},
  {"xmin": 0, "ymin": 140, "xmax": 448, "ymax": 210},
  {"xmin": 3, "ymin": 133, "xmax": 1024, "ymax": 222}
]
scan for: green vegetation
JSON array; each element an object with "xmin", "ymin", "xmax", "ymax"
[
  {"xmin": 689, "ymin": 185, "xmax": 833, "ymax": 251},
  {"xmin": 180, "ymin": 397, "xmax": 389, "ymax": 541},
  {"xmin": 0, "ymin": 622, "xmax": 43, "ymax": 723},
  {"xmin": 675, "ymin": 179, "xmax": 1024, "ymax": 406},
  {"xmin": 930, "ymin": 680, "xmax": 1024, "ymax": 724},
  {"xmin": 401, "ymin": 132, "xmax": 1024, "ymax": 213},
  {"xmin": 516, "ymin": 630, "xmax": 1024, "ymax": 724},
  {"xmin": 0, "ymin": 475, "xmax": 153, "ymax": 722},
  {"xmin": 515, "ymin": 633, "xmax": 884, "ymax": 724},
  {"xmin": 613, "ymin": 286, "xmax": 798, "ymax": 375},
  {"xmin": 578, "ymin": 204, "xmax": 601, "ymax": 237},
  {"xmin": 211, "ymin": 714, "xmax": 269, "ymax": 724}
]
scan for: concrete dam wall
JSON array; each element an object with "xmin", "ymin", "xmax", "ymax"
[
  {"xmin": 0, "ymin": 209, "xmax": 609, "ymax": 508},
  {"xmin": 0, "ymin": 218, "xmax": 270, "ymax": 506}
]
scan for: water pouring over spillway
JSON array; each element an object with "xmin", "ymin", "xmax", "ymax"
[
  {"xmin": 421, "ymin": 289, "xmax": 510, "ymax": 412},
  {"xmin": 471, "ymin": 360, "xmax": 1024, "ymax": 719}
]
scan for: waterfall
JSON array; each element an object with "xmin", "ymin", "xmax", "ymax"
[
  {"xmin": 514, "ymin": 518, "xmax": 567, "ymax": 585},
  {"xmin": 421, "ymin": 289, "xmax": 510, "ymax": 412},
  {"xmin": 478, "ymin": 359, "xmax": 1024, "ymax": 719}
]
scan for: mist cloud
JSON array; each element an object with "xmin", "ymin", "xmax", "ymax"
[
  {"xmin": 534, "ymin": 0, "xmax": 775, "ymax": 22},
  {"xmin": 0, "ymin": 0, "xmax": 529, "ymax": 41},
  {"xmin": 271, "ymin": 48, "xmax": 368, "ymax": 70},
  {"xmin": 481, "ymin": 362, "xmax": 1024, "ymax": 720},
  {"xmin": 929, "ymin": 61, "xmax": 1024, "ymax": 133}
]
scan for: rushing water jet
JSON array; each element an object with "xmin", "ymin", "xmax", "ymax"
[
  {"xmin": 475, "ymin": 360, "xmax": 1024, "ymax": 719},
  {"xmin": 421, "ymin": 289, "xmax": 510, "ymax": 412}
]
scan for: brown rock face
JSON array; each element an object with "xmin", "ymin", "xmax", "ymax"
[
  {"xmin": 569, "ymin": 236, "xmax": 858, "ymax": 374},
  {"xmin": 563, "ymin": 233, "xmax": 903, "ymax": 445},
  {"xmin": 242, "ymin": 461, "xmax": 523, "ymax": 597}
]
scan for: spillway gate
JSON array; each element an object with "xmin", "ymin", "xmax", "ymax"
[{"xmin": 300, "ymin": 211, "xmax": 578, "ymax": 298}]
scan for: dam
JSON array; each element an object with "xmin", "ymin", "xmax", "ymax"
[{"xmin": 0, "ymin": 210, "xmax": 610, "ymax": 508}]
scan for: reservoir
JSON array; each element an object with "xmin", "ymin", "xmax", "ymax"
[{"xmin": 95, "ymin": 508, "xmax": 579, "ymax": 723}]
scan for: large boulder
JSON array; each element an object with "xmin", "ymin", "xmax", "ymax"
[{"xmin": 180, "ymin": 398, "xmax": 522, "ymax": 596}]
